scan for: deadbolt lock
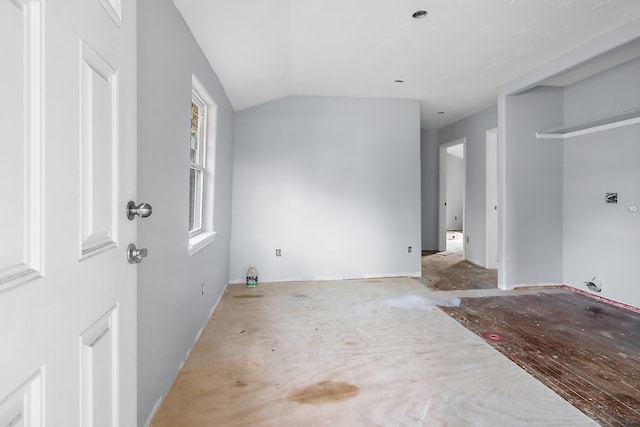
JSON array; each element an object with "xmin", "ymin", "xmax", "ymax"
[{"xmin": 127, "ymin": 243, "xmax": 148, "ymax": 264}]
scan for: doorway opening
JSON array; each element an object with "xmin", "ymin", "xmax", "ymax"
[{"xmin": 438, "ymin": 138, "xmax": 466, "ymax": 257}]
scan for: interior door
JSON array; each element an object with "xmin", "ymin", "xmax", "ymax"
[
  {"xmin": 438, "ymin": 145, "xmax": 447, "ymax": 252},
  {"xmin": 485, "ymin": 129, "xmax": 499, "ymax": 269},
  {"xmin": 0, "ymin": 0, "xmax": 137, "ymax": 425}
]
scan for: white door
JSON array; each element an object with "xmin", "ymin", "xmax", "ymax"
[
  {"xmin": 0, "ymin": 0, "xmax": 137, "ymax": 425},
  {"xmin": 485, "ymin": 129, "xmax": 499, "ymax": 269}
]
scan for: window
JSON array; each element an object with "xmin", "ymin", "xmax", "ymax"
[
  {"xmin": 189, "ymin": 91, "xmax": 205, "ymax": 234},
  {"xmin": 188, "ymin": 78, "xmax": 217, "ymax": 254}
]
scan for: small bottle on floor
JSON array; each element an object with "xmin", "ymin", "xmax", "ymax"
[{"xmin": 246, "ymin": 266, "xmax": 258, "ymax": 287}]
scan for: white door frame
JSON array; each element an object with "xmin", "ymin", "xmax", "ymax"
[
  {"xmin": 485, "ymin": 128, "xmax": 499, "ymax": 269},
  {"xmin": 438, "ymin": 138, "xmax": 466, "ymax": 255}
]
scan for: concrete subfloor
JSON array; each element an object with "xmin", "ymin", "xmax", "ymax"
[{"xmin": 151, "ymin": 253, "xmax": 598, "ymax": 426}]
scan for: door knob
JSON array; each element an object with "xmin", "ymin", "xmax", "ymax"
[
  {"xmin": 127, "ymin": 243, "xmax": 148, "ymax": 264},
  {"xmin": 126, "ymin": 201, "xmax": 153, "ymax": 220}
]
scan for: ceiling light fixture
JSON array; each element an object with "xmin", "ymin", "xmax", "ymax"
[
  {"xmin": 395, "ymin": 80, "xmax": 404, "ymax": 83},
  {"xmin": 412, "ymin": 10, "xmax": 428, "ymax": 19},
  {"xmin": 438, "ymin": 111, "xmax": 445, "ymax": 115}
]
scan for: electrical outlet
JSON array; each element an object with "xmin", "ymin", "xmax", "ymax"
[
  {"xmin": 408, "ymin": 246, "xmax": 412, "ymax": 253},
  {"xmin": 201, "ymin": 283, "xmax": 205, "ymax": 295},
  {"xmin": 275, "ymin": 249, "xmax": 282, "ymax": 257}
]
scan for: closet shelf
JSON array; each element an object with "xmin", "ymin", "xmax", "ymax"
[{"xmin": 535, "ymin": 106, "xmax": 640, "ymax": 139}]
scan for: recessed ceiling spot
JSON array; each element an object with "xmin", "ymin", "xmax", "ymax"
[
  {"xmin": 412, "ymin": 10, "xmax": 428, "ymax": 19},
  {"xmin": 395, "ymin": 80, "xmax": 404, "ymax": 83},
  {"xmin": 438, "ymin": 111, "xmax": 445, "ymax": 115}
]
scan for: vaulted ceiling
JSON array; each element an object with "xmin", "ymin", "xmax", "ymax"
[{"xmin": 173, "ymin": 0, "xmax": 640, "ymax": 129}]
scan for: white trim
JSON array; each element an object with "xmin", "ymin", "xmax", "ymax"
[
  {"xmin": 188, "ymin": 75, "xmax": 218, "ymax": 249},
  {"xmin": 187, "ymin": 231, "xmax": 217, "ymax": 255},
  {"xmin": 485, "ymin": 128, "xmax": 498, "ymax": 270},
  {"xmin": 362, "ymin": 272, "xmax": 422, "ymax": 279},
  {"xmin": 313, "ymin": 275, "xmax": 343, "ymax": 281},
  {"xmin": 189, "ymin": 90, "xmax": 206, "ymax": 235},
  {"xmin": 228, "ymin": 272, "xmax": 423, "ymax": 285}
]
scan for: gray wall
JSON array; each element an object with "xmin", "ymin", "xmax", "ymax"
[
  {"xmin": 446, "ymin": 154, "xmax": 464, "ymax": 230},
  {"xmin": 502, "ymin": 87, "xmax": 564, "ymax": 287},
  {"xmin": 420, "ymin": 129, "xmax": 439, "ymax": 250},
  {"xmin": 137, "ymin": 0, "xmax": 235, "ymax": 424},
  {"xmin": 438, "ymin": 106, "xmax": 497, "ymax": 266},
  {"xmin": 229, "ymin": 96, "xmax": 422, "ymax": 283},
  {"xmin": 497, "ymin": 19, "xmax": 640, "ymax": 293},
  {"xmin": 563, "ymin": 57, "xmax": 640, "ymax": 307}
]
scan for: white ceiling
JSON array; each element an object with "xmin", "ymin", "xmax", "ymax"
[{"xmin": 173, "ymin": 0, "xmax": 640, "ymax": 130}]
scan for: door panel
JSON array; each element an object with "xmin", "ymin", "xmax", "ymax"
[
  {"xmin": 0, "ymin": 369, "xmax": 44, "ymax": 427},
  {"xmin": 0, "ymin": 0, "xmax": 137, "ymax": 425},
  {"xmin": 80, "ymin": 40, "xmax": 118, "ymax": 258},
  {"xmin": 80, "ymin": 307, "xmax": 118, "ymax": 427},
  {"xmin": 0, "ymin": 0, "xmax": 24, "ymax": 270},
  {"xmin": 0, "ymin": 0, "xmax": 42, "ymax": 287}
]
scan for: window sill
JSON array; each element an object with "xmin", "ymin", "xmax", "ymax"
[{"xmin": 188, "ymin": 231, "xmax": 217, "ymax": 255}]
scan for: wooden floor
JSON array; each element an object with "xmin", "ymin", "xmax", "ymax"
[
  {"xmin": 441, "ymin": 291, "xmax": 640, "ymax": 426},
  {"xmin": 150, "ymin": 252, "xmax": 615, "ymax": 426}
]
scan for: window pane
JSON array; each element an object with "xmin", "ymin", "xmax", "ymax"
[
  {"xmin": 190, "ymin": 102, "xmax": 199, "ymax": 164},
  {"xmin": 189, "ymin": 167, "xmax": 202, "ymax": 232}
]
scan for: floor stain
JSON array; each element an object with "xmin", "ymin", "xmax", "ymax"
[
  {"xmin": 286, "ymin": 381, "xmax": 359, "ymax": 404},
  {"xmin": 586, "ymin": 306, "xmax": 606, "ymax": 315},
  {"xmin": 233, "ymin": 294, "xmax": 264, "ymax": 299}
]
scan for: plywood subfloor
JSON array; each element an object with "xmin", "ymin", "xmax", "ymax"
[
  {"xmin": 440, "ymin": 291, "xmax": 640, "ymax": 427},
  {"xmin": 151, "ymin": 279, "xmax": 595, "ymax": 426}
]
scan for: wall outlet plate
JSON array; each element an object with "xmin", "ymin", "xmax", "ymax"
[{"xmin": 407, "ymin": 246, "xmax": 412, "ymax": 253}]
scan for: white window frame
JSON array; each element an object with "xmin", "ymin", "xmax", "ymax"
[
  {"xmin": 188, "ymin": 76, "xmax": 217, "ymax": 255},
  {"xmin": 189, "ymin": 91, "xmax": 206, "ymax": 235}
]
